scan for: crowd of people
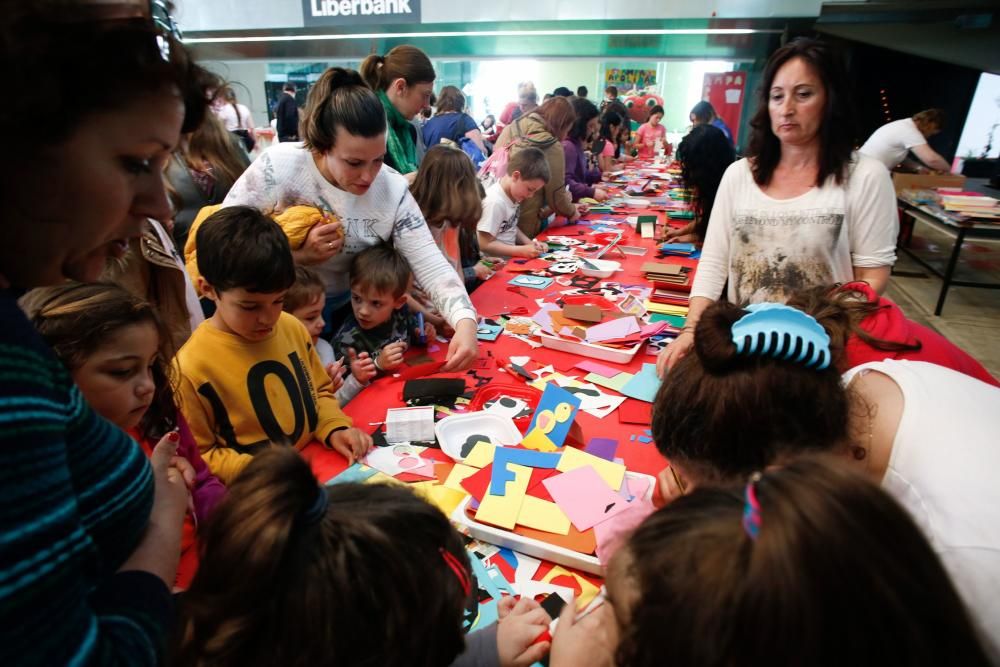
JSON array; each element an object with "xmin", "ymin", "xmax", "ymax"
[{"xmin": 1, "ymin": 1, "xmax": 998, "ymax": 665}]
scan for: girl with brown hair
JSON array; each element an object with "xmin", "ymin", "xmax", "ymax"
[
  {"xmin": 551, "ymin": 457, "xmax": 993, "ymax": 666},
  {"xmin": 652, "ymin": 300, "xmax": 1000, "ymax": 654},
  {"xmin": 361, "ymin": 44, "xmax": 436, "ymax": 177},
  {"xmin": 490, "ymin": 96, "xmax": 583, "ymax": 237},
  {"xmin": 423, "ymin": 85, "xmax": 488, "ymax": 156},
  {"xmin": 176, "ymin": 447, "xmax": 552, "ymax": 667}
]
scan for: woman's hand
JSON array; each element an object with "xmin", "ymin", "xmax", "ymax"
[
  {"xmin": 443, "ymin": 318, "xmax": 478, "ymax": 371},
  {"xmin": 347, "ymin": 348, "xmax": 377, "ymax": 384},
  {"xmin": 297, "ymin": 220, "xmax": 344, "ymax": 265},
  {"xmin": 656, "ymin": 330, "xmax": 694, "ymax": 378},
  {"xmin": 549, "ymin": 600, "xmax": 618, "ymax": 667},
  {"xmin": 327, "ymin": 428, "xmax": 374, "ymax": 464},
  {"xmin": 496, "ymin": 597, "xmax": 552, "ymax": 667}
]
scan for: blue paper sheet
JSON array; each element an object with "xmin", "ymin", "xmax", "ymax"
[
  {"xmin": 620, "ymin": 363, "xmax": 662, "ymax": 403},
  {"xmin": 326, "ymin": 463, "xmax": 378, "ymax": 485},
  {"xmin": 490, "ymin": 448, "xmax": 562, "ymax": 496},
  {"xmin": 524, "ymin": 384, "xmax": 582, "ymax": 447}
]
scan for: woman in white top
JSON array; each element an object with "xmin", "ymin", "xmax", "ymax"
[
  {"xmin": 653, "ymin": 300, "xmax": 1000, "ymax": 659},
  {"xmin": 860, "ymin": 108, "xmax": 951, "ymax": 173},
  {"xmin": 215, "ymin": 87, "xmax": 254, "ymax": 133},
  {"xmin": 659, "ymin": 38, "xmax": 899, "ymax": 374},
  {"xmin": 223, "ymin": 68, "xmax": 479, "ymax": 371}
]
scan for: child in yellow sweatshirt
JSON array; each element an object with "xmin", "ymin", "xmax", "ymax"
[{"xmin": 176, "ymin": 206, "xmax": 372, "ymax": 484}]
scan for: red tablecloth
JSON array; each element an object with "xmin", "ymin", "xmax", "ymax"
[{"xmin": 303, "ymin": 206, "xmax": 698, "ymax": 485}]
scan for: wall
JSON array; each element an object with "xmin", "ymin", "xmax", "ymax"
[
  {"xmin": 956, "ymin": 73, "xmax": 1000, "ymax": 160},
  {"xmin": 203, "ymin": 60, "xmax": 270, "ymax": 128}
]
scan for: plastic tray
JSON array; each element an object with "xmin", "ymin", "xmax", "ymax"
[
  {"xmin": 435, "ymin": 411, "xmax": 523, "ymax": 462},
  {"xmin": 537, "ymin": 330, "xmax": 643, "ymax": 364},
  {"xmin": 450, "ymin": 471, "xmax": 656, "ymax": 575}
]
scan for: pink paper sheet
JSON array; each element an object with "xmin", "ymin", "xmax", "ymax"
[
  {"xmin": 585, "ymin": 317, "xmax": 640, "ymax": 344},
  {"xmin": 594, "ymin": 499, "xmax": 656, "ymax": 563},
  {"xmin": 543, "ymin": 466, "xmax": 631, "ymax": 531},
  {"xmin": 574, "ymin": 360, "xmax": 624, "ymax": 378}
]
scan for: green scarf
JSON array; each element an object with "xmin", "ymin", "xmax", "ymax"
[{"xmin": 378, "ymin": 89, "xmax": 419, "ymax": 174}]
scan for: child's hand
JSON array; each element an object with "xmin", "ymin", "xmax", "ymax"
[
  {"xmin": 347, "ymin": 348, "xmax": 377, "ymax": 384},
  {"xmin": 519, "ymin": 244, "xmax": 542, "ymax": 259},
  {"xmin": 325, "ymin": 357, "xmax": 346, "ymax": 392},
  {"xmin": 423, "ymin": 322, "xmax": 437, "ymax": 342},
  {"xmin": 150, "ymin": 431, "xmax": 191, "ymax": 527},
  {"xmin": 593, "ymin": 187, "xmax": 608, "ymax": 202},
  {"xmin": 532, "ymin": 239, "xmax": 548, "ymax": 254},
  {"xmin": 327, "ymin": 427, "xmax": 374, "ymax": 464},
  {"xmin": 376, "ymin": 341, "xmax": 407, "ymax": 371},
  {"xmin": 474, "ymin": 261, "xmax": 495, "ymax": 281},
  {"xmin": 549, "ymin": 600, "xmax": 618, "ymax": 667},
  {"xmin": 496, "ymin": 597, "xmax": 551, "ymax": 667}
]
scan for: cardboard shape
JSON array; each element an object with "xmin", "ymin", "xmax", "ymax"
[
  {"xmin": 562, "ymin": 304, "xmax": 603, "ymax": 323},
  {"xmin": 524, "ymin": 384, "xmax": 582, "ymax": 447}
]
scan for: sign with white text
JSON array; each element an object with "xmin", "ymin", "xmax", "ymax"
[{"xmin": 302, "ymin": 0, "xmax": 421, "ymax": 26}]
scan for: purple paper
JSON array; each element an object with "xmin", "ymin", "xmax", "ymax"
[{"xmin": 585, "ymin": 437, "xmax": 619, "ymax": 462}]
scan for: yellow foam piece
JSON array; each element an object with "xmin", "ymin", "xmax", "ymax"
[
  {"xmin": 556, "ymin": 447, "xmax": 626, "ymax": 490},
  {"xmin": 541, "ymin": 565, "xmax": 600, "ymax": 610},
  {"xmin": 410, "ymin": 482, "xmax": 467, "ymax": 517},
  {"xmin": 521, "ymin": 428, "xmax": 558, "ymax": 452},
  {"xmin": 443, "ymin": 463, "xmax": 478, "ymax": 493},
  {"xmin": 464, "ymin": 441, "xmax": 496, "ymax": 468},
  {"xmin": 517, "ymin": 496, "xmax": 570, "ymax": 535},
  {"xmin": 475, "ymin": 463, "xmax": 531, "ymax": 530}
]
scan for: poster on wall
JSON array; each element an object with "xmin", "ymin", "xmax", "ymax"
[
  {"xmin": 605, "ymin": 68, "xmax": 657, "ymax": 92},
  {"xmin": 703, "ymin": 72, "xmax": 746, "ymax": 145}
]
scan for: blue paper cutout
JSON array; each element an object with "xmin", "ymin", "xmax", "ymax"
[
  {"xmin": 524, "ymin": 384, "xmax": 582, "ymax": 448},
  {"xmin": 489, "ymin": 447, "xmax": 562, "ymax": 496},
  {"xmin": 509, "ymin": 275, "xmax": 555, "ymax": 290}
]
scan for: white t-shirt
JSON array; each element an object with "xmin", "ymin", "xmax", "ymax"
[
  {"xmin": 859, "ymin": 118, "xmax": 927, "ymax": 170},
  {"xmin": 691, "ymin": 154, "xmax": 898, "ymax": 305},
  {"xmin": 477, "ymin": 181, "xmax": 520, "ymax": 245},
  {"xmin": 223, "ymin": 142, "xmax": 476, "ymax": 327},
  {"xmin": 216, "ymin": 103, "xmax": 253, "ymax": 132},
  {"xmin": 842, "ymin": 360, "xmax": 1000, "ymax": 656}
]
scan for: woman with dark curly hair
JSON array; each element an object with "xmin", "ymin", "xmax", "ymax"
[
  {"xmin": 663, "ymin": 124, "xmax": 735, "ymax": 243},
  {"xmin": 659, "ymin": 38, "xmax": 899, "ymax": 374}
]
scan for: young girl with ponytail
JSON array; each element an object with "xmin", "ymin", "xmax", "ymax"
[
  {"xmin": 222, "ymin": 66, "xmax": 479, "ymax": 372},
  {"xmin": 176, "ymin": 448, "xmax": 552, "ymax": 667}
]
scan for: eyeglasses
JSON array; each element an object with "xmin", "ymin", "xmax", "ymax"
[{"xmin": 71, "ymin": 1, "xmax": 182, "ymax": 61}]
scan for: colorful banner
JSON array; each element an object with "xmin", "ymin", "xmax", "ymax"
[{"xmin": 605, "ymin": 68, "xmax": 657, "ymax": 91}]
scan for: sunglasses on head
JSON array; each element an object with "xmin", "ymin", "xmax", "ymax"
[{"xmin": 71, "ymin": 0, "xmax": 182, "ymax": 60}]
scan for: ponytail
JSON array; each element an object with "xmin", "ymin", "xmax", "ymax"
[
  {"xmin": 360, "ymin": 45, "xmax": 435, "ymax": 92},
  {"xmin": 300, "ymin": 67, "xmax": 386, "ymax": 153}
]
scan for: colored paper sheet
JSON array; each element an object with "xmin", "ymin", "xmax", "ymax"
[
  {"xmin": 514, "ymin": 520, "xmax": 598, "ymax": 556},
  {"xmin": 584, "ymin": 317, "xmax": 640, "ymax": 344},
  {"xmin": 490, "ymin": 448, "xmax": 562, "ymax": 495},
  {"xmin": 460, "ymin": 463, "xmax": 494, "ymax": 502},
  {"xmin": 517, "ymin": 495, "xmax": 571, "ymax": 535},
  {"xmin": 526, "ymin": 467, "xmax": 558, "ymax": 502},
  {"xmin": 585, "ymin": 437, "xmax": 619, "ymax": 462},
  {"xmin": 543, "ymin": 466, "xmax": 631, "ymax": 531},
  {"xmin": 509, "ymin": 275, "xmax": 554, "ymax": 290},
  {"xmin": 556, "ymin": 447, "xmax": 627, "ymax": 490},
  {"xmin": 649, "ymin": 313, "xmax": 687, "ymax": 328},
  {"xmin": 594, "ymin": 499, "xmax": 656, "ymax": 563},
  {"xmin": 410, "ymin": 481, "xmax": 467, "ymax": 517},
  {"xmin": 562, "ymin": 304, "xmax": 603, "ymax": 323},
  {"xmin": 464, "ymin": 441, "xmax": 497, "ymax": 468},
  {"xmin": 574, "ymin": 360, "xmax": 623, "ymax": 378},
  {"xmin": 618, "ymin": 400, "xmax": 653, "ymax": 424},
  {"xmin": 620, "ymin": 363, "xmax": 662, "ymax": 403},
  {"xmin": 627, "ymin": 476, "xmax": 651, "ymax": 500},
  {"xmin": 444, "ymin": 463, "xmax": 479, "ymax": 493},
  {"xmin": 364, "ymin": 446, "xmax": 436, "ymax": 479},
  {"xmin": 475, "ymin": 463, "xmax": 532, "ymax": 530},
  {"xmin": 327, "ymin": 463, "xmax": 379, "ymax": 485},
  {"xmin": 585, "ymin": 371, "xmax": 634, "ymax": 393},
  {"xmin": 521, "ymin": 428, "xmax": 559, "ymax": 452},
  {"xmin": 542, "ymin": 566, "xmax": 601, "ymax": 610},
  {"xmin": 524, "ymin": 384, "xmax": 582, "ymax": 448}
]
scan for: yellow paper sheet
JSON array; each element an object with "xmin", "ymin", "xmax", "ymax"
[
  {"xmin": 413, "ymin": 483, "xmax": 467, "ymax": 517},
  {"xmin": 443, "ymin": 463, "xmax": 478, "ymax": 492},
  {"xmin": 364, "ymin": 471, "xmax": 407, "ymax": 487},
  {"xmin": 541, "ymin": 566, "xmax": 600, "ymax": 610},
  {"xmin": 464, "ymin": 441, "xmax": 496, "ymax": 468},
  {"xmin": 521, "ymin": 428, "xmax": 558, "ymax": 452},
  {"xmin": 556, "ymin": 447, "xmax": 626, "ymax": 490},
  {"xmin": 475, "ymin": 463, "xmax": 531, "ymax": 530},
  {"xmin": 517, "ymin": 496, "xmax": 571, "ymax": 535}
]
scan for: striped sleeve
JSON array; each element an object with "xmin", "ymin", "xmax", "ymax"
[{"xmin": 0, "ymin": 296, "xmax": 171, "ymax": 666}]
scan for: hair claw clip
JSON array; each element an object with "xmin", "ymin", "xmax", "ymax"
[{"xmin": 731, "ymin": 303, "xmax": 831, "ymax": 370}]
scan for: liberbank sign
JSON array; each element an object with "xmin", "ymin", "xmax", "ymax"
[{"xmin": 302, "ymin": 0, "xmax": 421, "ymax": 26}]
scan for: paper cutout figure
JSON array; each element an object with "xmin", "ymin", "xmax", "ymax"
[
  {"xmin": 521, "ymin": 428, "xmax": 559, "ymax": 452},
  {"xmin": 556, "ymin": 447, "xmax": 627, "ymax": 490},
  {"xmin": 483, "ymin": 396, "xmax": 532, "ymax": 420},
  {"xmin": 544, "ymin": 466, "xmax": 631, "ymax": 531},
  {"xmin": 475, "ymin": 463, "xmax": 531, "ymax": 529},
  {"xmin": 524, "ymin": 384, "xmax": 581, "ymax": 448},
  {"xmin": 476, "ymin": 321, "xmax": 503, "ymax": 341},
  {"xmin": 510, "ymin": 275, "xmax": 554, "ymax": 290},
  {"xmin": 489, "ymin": 448, "xmax": 561, "ymax": 495}
]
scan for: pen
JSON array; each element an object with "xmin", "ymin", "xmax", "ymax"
[{"xmin": 415, "ymin": 312, "xmax": 427, "ymax": 346}]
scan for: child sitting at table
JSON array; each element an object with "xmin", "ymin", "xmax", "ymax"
[
  {"xmin": 634, "ymin": 105, "xmax": 669, "ymax": 159},
  {"xmin": 25, "ymin": 282, "xmax": 226, "ymax": 590},
  {"xmin": 176, "ymin": 206, "xmax": 372, "ymax": 483},
  {"xmin": 477, "ymin": 147, "xmax": 551, "ymax": 259},
  {"xmin": 176, "ymin": 447, "xmax": 553, "ymax": 667},
  {"xmin": 284, "ymin": 266, "xmax": 377, "ymax": 406},
  {"xmin": 331, "ymin": 244, "xmax": 436, "ymax": 378}
]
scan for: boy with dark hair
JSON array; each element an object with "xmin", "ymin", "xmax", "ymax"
[
  {"xmin": 177, "ymin": 206, "xmax": 371, "ymax": 484},
  {"xmin": 576, "ymin": 85, "xmax": 588, "ymax": 99},
  {"xmin": 477, "ymin": 147, "xmax": 550, "ymax": 259},
  {"xmin": 331, "ymin": 244, "xmax": 436, "ymax": 381}
]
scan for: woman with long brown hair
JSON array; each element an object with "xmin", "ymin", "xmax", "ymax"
[{"xmin": 489, "ymin": 95, "xmax": 583, "ymax": 237}]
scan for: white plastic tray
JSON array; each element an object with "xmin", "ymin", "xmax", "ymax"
[
  {"xmin": 435, "ymin": 412, "xmax": 523, "ymax": 462},
  {"xmin": 537, "ymin": 330, "xmax": 643, "ymax": 364},
  {"xmin": 450, "ymin": 471, "xmax": 656, "ymax": 575}
]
